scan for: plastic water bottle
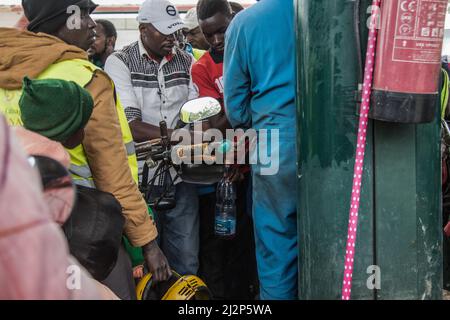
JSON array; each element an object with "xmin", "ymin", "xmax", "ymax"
[{"xmin": 215, "ymin": 166, "xmax": 237, "ymax": 239}]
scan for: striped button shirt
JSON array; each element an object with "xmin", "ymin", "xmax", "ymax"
[{"xmin": 105, "ymin": 38, "xmax": 198, "ymax": 129}]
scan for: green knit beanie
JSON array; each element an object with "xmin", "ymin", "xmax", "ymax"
[{"xmin": 19, "ymin": 77, "xmax": 94, "ymax": 143}]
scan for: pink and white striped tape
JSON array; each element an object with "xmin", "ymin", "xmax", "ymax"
[{"xmin": 341, "ymin": 0, "xmax": 381, "ymax": 301}]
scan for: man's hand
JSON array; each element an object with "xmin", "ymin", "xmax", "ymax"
[
  {"xmin": 228, "ymin": 165, "xmax": 245, "ymax": 183},
  {"xmin": 132, "ymin": 265, "xmax": 145, "ymax": 279},
  {"xmin": 142, "ymin": 240, "xmax": 172, "ymax": 282},
  {"xmin": 129, "ymin": 120, "xmax": 176, "ymax": 143}
]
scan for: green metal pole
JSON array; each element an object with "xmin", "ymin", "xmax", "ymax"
[
  {"xmin": 296, "ymin": 0, "xmax": 442, "ymax": 299},
  {"xmin": 373, "ymin": 114, "xmax": 442, "ymax": 299}
]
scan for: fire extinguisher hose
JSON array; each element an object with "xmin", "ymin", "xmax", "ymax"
[{"xmin": 341, "ymin": 0, "xmax": 381, "ymax": 300}]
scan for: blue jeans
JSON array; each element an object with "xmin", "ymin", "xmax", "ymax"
[{"xmin": 154, "ymin": 182, "xmax": 199, "ymax": 275}]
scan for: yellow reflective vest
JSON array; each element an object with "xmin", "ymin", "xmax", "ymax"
[{"xmin": 0, "ymin": 59, "xmax": 138, "ymax": 187}]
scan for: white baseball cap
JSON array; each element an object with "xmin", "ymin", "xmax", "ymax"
[
  {"xmin": 137, "ymin": 0, "xmax": 185, "ymax": 35},
  {"xmin": 183, "ymin": 8, "xmax": 199, "ymax": 31}
]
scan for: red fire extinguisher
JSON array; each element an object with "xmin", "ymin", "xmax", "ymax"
[{"xmin": 371, "ymin": 0, "xmax": 448, "ymax": 123}]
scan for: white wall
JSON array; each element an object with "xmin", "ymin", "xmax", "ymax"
[{"xmin": 3, "ymin": 4, "xmax": 450, "ymax": 56}]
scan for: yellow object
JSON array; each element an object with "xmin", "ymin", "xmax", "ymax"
[
  {"xmin": 0, "ymin": 59, "xmax": 139, "ymax": 186},
  {"xmin": 136, "ymin": 270, "xmax": 211, "ymax": 300},
  {"xmin": 441, "ymin": 68, "xmax": 449, "ymax": 120},
  {"xmin": 193, "ymin": 48, "xmax": 206, "ymax": 61}
]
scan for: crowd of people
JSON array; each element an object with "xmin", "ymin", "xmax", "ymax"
[{"xmin": 0, "ymin": 0, "xmax": 298, "ymax": 300}]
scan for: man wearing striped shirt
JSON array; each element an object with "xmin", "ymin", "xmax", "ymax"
[{"xmin": 105, "ymin": 0, "xmax": 200, "ymax": 276}]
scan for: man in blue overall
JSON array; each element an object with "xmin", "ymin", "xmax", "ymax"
[{"xmin": 223, "ymin": 0, "xmax": 298, "ymax": 299}]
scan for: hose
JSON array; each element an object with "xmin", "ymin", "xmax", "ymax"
[{"xmin": 353, "ymin": 0, "xmax": 364, "ymax": 84}]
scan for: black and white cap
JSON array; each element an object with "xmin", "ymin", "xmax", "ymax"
[{"xmin": 137, "ymin": 0, "xmax": 185, "ymax": 35}]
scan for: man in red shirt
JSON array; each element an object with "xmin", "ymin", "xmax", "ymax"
[
  {"xmin": 192, "ymin": 0, "xmax": 233, "ymax": 134},
  {"xmin": 192, "ymin": 0, "xmax": 258, "ymax": 300},
  {"xmin": 192, "ymin": 0, "xmax": 244, "ymax": 108},
  {"xmin": 192, "ymin": 49, "xmax": 224, "ymax": 105}
]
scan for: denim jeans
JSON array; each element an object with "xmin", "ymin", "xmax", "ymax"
[{"xmin": 153, "ymin": 182, "xmax": 199, "ymax": 275}]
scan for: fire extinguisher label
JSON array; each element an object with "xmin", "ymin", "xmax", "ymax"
[{"xmin": 393, "ymin": 0, "xmax": 447, "ymax": 64}]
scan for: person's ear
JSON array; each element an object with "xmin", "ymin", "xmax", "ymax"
[
  {"xmin": 107, "ymin": 36, "xmax": 116, "ymax": 49},
  {"xmin": 139, "ymin": 24, "xmax": 147, "ymax": 36}
]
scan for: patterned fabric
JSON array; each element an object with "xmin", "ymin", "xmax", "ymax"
[
  {"xmin": 124, "ymin": 107, "xmax": 142, "ymax": 122},
  {"xmin": 105, "ymin": 39, "xmax": 198, "ymax": 129}
]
